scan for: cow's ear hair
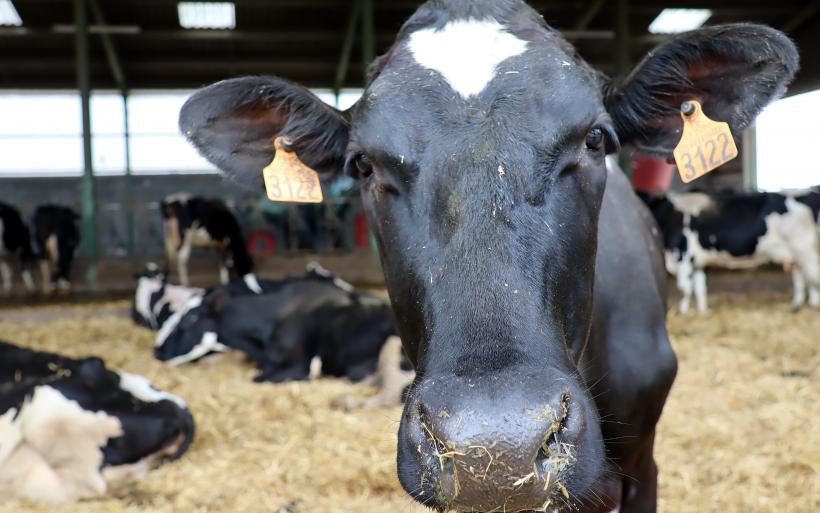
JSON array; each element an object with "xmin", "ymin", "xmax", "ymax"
[
  {"xmin": 180, "ymin": 76, "xmax": 351, "ymax": 188},
  {"xmin": 605, "ymin": 24, "xmax": 798, "ymax": 157}
]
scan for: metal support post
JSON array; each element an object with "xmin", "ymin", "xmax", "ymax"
[
  {"xmin": 742, "ymin": 126, "xmax": 758, "ymax": 191},
  {"xmin": 615, "ymin": 0, "xmax": 632, "ymax": 178},
  {"xmin": 75, "ymin": 0, "xmax": 98, "ymax": 284},
  {"xmin": 334, "ymin": 0, "xmax": 362, "ymax": 98},
  {"xmin": 361, "ymin": 0, "xmax": 375, "ymax": 82}
]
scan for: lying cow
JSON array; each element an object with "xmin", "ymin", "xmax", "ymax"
[
  {"xmin": 180, "ymin": 1, "xmax": 795, "ymax": 510},
  {"xmin": 0, "ymin": 341, "xmax": 194, "ymax": 504},
  {"xmin": 133, "ymin": 262, "xmax": 272, "ymax": 335},
  {"xmin": 132, "ymin": 263, "xmax": 204, "ymax": 330},
  {"xmin": 154, "ymin": 270, "xmax": 397, "ymax": 383},
  {"xmin": 161, "ymin": 194, "xmax": 255, "ymax": 287},
  {"xmin": 0, "ymin": 202, "xmax": 35, "ymax": 294},
  {"xmin": 640, "ymin": 191, "xmax": 820, "ymax": 313},
  {"xmin": 31, "ymin": 205, "xmax": 80, "ymax": 294},
  {"xmin": 332, "ymin": 335, "xmax": 415, "ymax": 410}
]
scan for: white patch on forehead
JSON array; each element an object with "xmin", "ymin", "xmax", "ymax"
[
  {"xmin": 408, "ymin": 19, "xmax": 527, "ymax": 98},
  {"xmin": 116, "ymin": 372, "xmax": 187, "ymax": 408}
]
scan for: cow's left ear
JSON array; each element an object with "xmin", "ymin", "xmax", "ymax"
[
  {"xmin": 605, "ymin": 24, "xmax": 798, "ymax": 157},
  {"xmin": 180, "ymin": 76, "xmax": 351, "ymax": 188}
]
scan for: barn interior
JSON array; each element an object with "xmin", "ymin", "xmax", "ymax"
[{"xmin": 0, "ymin": 1, "xmax": 818, "ymax": 513}]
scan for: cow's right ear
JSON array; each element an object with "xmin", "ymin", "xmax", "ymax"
[{"xmin": 180, "ymin": 76, "xmax": 351, "ymax": 188}]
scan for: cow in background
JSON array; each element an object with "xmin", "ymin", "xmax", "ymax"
[
  {"xmin": 132, "ymin": 262, "xmax": 270, "ymax": 333},
  {"xmin": 31, "ymin": 205, "xmax": 80, "ymax": 294},
  {"xmin": 0, "ymin": 341, "xmax": 195, "ymax": 504},
  {"xmin": 0, "ymin": 202, "xmax": 35, "ymax": 294},
  {"xmin": 154, "ymin": 265, "xmax": 397, "ymax": 383},
  {"xmin": 640, "ymin": 191, "xmax": 820, "ymax": 313},
  {"xmin": 161, "ymin": 194, "xmax": 256, "ymax": 288},
  {"xmin": 792, "ymin": 188, "xmax": 820, "ymax": 308},
  {"xmin": 132, "ymin": 263, "xmax": 204, "ymax": 330}
]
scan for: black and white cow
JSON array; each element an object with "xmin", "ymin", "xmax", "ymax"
[
  {"xmin": 31, "ymin": 205, "xmax": 80, "ymax": 294},
  {"xmin": 0, "ymin": 341, "xmax": 194, "ymax": 503},
  {"xmin": 179, "ymin": 1, "xmax": 796, "ymax": 510},
  {"xmin": 0, "ymin": 202, "xmax": 35, "ymax": 294},
  {"xmin": 793, "ymin": 188, "xmax": 820, "ymax": 308},
  {"xmin": 161, "ymin": 194, "xmax": 256, "ymax": 288},
  {"xmin": 640, "ymin": 191, "xmax": 820, "ymax": 313},
  {"xmin": 132, "ymin": 263, "xmax": 204, "ymax": 330},
  {"xmin": 154, "ymin": 268, "xmax": 397, "ymax": 383}
]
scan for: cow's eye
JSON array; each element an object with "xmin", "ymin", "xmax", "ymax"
[
  {"xmin": 586, "ymin": 127, "xmax": 604, "ymax": 151},
  {"xmin": 354, "ymin": 154, "xmax": 374, "ymax": 178}
]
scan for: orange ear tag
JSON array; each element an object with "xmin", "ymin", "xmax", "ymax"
[
  {"xmin": 262, "ymin": 137, "xmax": 323, "ymax": 203},
  {"xmin": 672, "ymin": 100, "xmax": 738, "ymax": 184}
]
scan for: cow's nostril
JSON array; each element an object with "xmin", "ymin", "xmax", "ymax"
[{"xmin": 535, "ymin": 392, "xmax": 575, "ymax": 474}]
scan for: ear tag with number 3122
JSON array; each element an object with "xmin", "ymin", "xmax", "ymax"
[
  {"xmin": 262, "ymin": 137, "xmax": 323, "ymax": 203},
  {"xmin": 673, "ymin": 100, "xmax": 738, "ymax": 184}
]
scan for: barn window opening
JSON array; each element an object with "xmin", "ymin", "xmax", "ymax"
[
  {"xmin": 756, "ymin": 88, "xmax": 820, "ymax": 192},
  {"xmin": 0, "ymin": 89, "xmax": 363, "ymax": 177},
  {"xmin": 177, "ymin": 2, "xmax": 236, "ymax": 30},
  {"xmin": 0, "ymin": 0, "xmax": 22, "ymax": 27},
  {"xmin": 648, "ymin": 9, "xmax": 711, "ymax": 34}
]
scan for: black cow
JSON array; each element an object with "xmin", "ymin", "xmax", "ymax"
[
  {"xmin": 0, "ymin": 341, "xmax": 194, "ymax": 503},
  {"xmin": 0, "ymin": 202, "xmax": 35, "ymax": 294},
  {"xmin": 179, "ymin": 1, "xmax": 796, "ymax": 510},
  {"xmin": 31, "ymin": 205, "xmax": 80, "ymax": 294},
  {"xmin": 161, "ymin": 194, "xmax": 255, "ymax": 288},
  {"xmin": 154, "ymin": 268, "xmax": 396, "ymax": 383},
  {"xmin": 639, "ymin": 191, "xmax": 820, "ymax": 313}
]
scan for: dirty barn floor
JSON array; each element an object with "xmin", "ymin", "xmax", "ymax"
[{"xmin": 0, "ymin": 292, "xmax": 817, "ymax": 513}]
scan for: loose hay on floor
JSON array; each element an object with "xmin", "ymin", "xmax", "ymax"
[{"xmin": 0, "ymin": 292, "xmax": 817, "ymax": 513}]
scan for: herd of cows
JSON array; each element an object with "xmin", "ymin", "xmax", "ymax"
[
  {"xmin": 3, "ymin": 189, "xmax": 819, "ymax": 313},
  {"xmin": 0, "ymin": 262, "xmax": 410, "ymax": 504},
  {"xmin": 0, "ymin": 0, "xmax": 816, "ymax": 511}
]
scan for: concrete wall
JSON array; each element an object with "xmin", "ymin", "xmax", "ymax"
[{"xmin": 0, "ymin": 173, "xmax": 367, "ymax": 259}]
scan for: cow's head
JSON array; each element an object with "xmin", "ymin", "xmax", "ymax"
[
  {"xmin": 179, "ymin": 1, "xmax": 796, "ymax": 510},
  {"xmin": 132, "ymin": 263, "xmax": 167, "ymax": 329},
  {"xmin": 154, "ymin": 293, "xmax": 228, "ymax": 365},
  {"xmin": 46, "ymin": 358, "xmax": 195, "ymax": 476}
]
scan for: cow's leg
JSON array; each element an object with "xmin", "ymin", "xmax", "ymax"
[
  {"xmin": 676, "ymin": 262, "xmax": 693, "ymax": 314},
  {"xmin": 780, "ymin": 200, "xmax": 820, "ymax": 301},
  {"xmin": 39, "ymin": 260, "xmax": 53, "ymax": 294},
  {"xmin": 790, "ymin": 249, "xmax": 820, "ymax": 301},
  {"xmin": 218, "ymin": 262, "xmax": 230, "ymax": 285},
  {"xmin": 21, "ymin": 262, "xmax": 35, "ymax": 291},
  {"xmin": 791, "ymin": 268, "xmax": 807, "ymax": 312},
  {"xmin": 693, "ymin": 269, "xmax": 708, "ymax": 313},
  {"xmin": 0, "ymin": 259, "xmax": 11, "ymax": 294},
  {"xmin": 808, "ymin": 286, "xmax": 820, "ymax": 309},
  {"xmin": 176, "ymin": 236, "xmax": 193, "ymax": 287}
]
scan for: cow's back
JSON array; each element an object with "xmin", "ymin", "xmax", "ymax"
[{"xmin": 586, "ymin": 165, "xmax": 677, "ymax": 464}]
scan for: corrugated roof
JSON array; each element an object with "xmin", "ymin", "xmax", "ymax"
[{"xmin": 0, "ymin": 0, "xmax": 817, "ymax": 93}]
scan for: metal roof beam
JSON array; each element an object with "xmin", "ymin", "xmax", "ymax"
[
  {"xmin": 575, "ymin": 0, "xmax": 607, "ymax": 31},
  {"xmin": 85, "ymin": 0, "xmax": 128, "ymax": 93},
  {"xmin": 334, "ymin": 0, "xmax": 361, "ymax": 94},
  {"xmin": 780, "ymin": 0, "xmax": 820, "ymax": 34}
]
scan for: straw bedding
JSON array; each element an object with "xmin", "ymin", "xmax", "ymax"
[{"xmin": 0, "ymin": 292, "xmax": 816, "ymax": 513}]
